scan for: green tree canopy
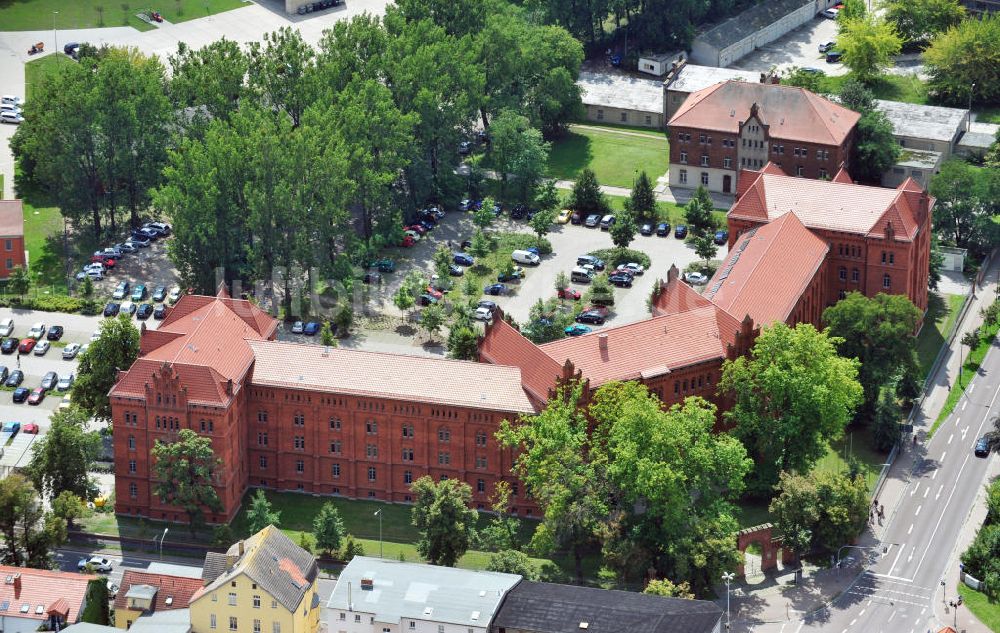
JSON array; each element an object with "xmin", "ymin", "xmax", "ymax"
[
  {"xmin": 410, "ymin": 476, "xmax": 479, "ymax": 566},
  {"xmin": 769, "ymin": 470, "xmax": 869, "ymax": 554},
  {"xmin": 683, "ymin": 186, "xmax": 716, "ymax": 236},
  {"xmin": 883, "ymin": 0, "xmax": 964, "ymax": 46},
  {"xmin": 929, "ymin": 159, "xmax": 1000, "ymax": 256},
  {"xmin": 624, "ymin": 171, "xmax": 657, "ymax": 221},
  {"xmin": 836, "ymin": 15, "xmax": 903, "ymax": 84},
  {"xmin": 245, "ymin": 489, "xmax": 281, "ymax": 535},
  {"xmin": 925, "ymin": 13, "xmax": 1000, "ymax": 106},
  {"xmin": 719, "ymin": 323, "xmax": 863, "ymax": 496},
  {"xmin": 73, "ymin": 315, "xmax": 140, "ymax": 422},
  {"xmin": 609, "ymin": 210, "xmax": 638, "ymax": 250},
  {"xmin": 569, "ymin": 168, "xmax": 608, "ymax": 216},
  {"xmin": 486, "ymin": 550, "xmax": 536, "ymax": 578},
  {"xmin": 852, "ymin": 109, "xmax": 902, "ymax": 184},
  {"xmin": 313, "ymin": 502, "xmax": 346, "ymax": 555},
  {"xmin": 26, "ymin": 407, "xmax": 101, "ymax": 501},
  {"xmin": 151, "ymin": 429, "xmax": 223, "ymax": 536}
]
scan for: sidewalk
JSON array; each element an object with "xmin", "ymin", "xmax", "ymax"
[{"xmin": 721, "ymin": 253, "xmax": 1000, "ymax": 630}]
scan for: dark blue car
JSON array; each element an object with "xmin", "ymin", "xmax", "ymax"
[
  {"xmin": 675, "ymin": 225, "xmax": 688, "ymax": 239},
  {"xmin": 303, "ymin": 322, "xmax": 321, "ymax": 336},
  {"xmin": 454, "ymin": 253, "xmax": 474, "ymax": 266},
  {"xmin": 12, "ymin": 387, "xmax": 29, "ymax": 403},
  {"xmin": 483, "ymin": 283, "xmax": 507, "ymax": 296},
  {"xmin": 714, "ymin": 230, "xmax": 728, "ymax": 245}
]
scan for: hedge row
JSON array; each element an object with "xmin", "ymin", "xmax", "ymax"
[{"xmin": 0, "ymin": 295, "xmax": 102, "ymax": 315}]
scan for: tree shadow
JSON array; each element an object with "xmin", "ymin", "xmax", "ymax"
[{"xmin": 546, "ymin": 132, "xmax": 595, "ymax": 182}]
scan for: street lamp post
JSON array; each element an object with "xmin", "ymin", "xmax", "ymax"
[
  {"xmin": 968, "ymin": 83, "xmax": 976, "ymax": 132},
  {"xmin": 722, "ymin": 571, "xmax": 735, "ymax": 630},
  {"xmin": 942, "ymin": 578, "xmax": 947, "ymax": 605},
  {"xmin": 53, "ymin": 11, "xmax": 58, "ymax": 54},
  {"xmin": 373, "ymin": 509, "xmax": 383, "ymax": 558},
  {"xmin": 158, "ymin": 527, "xmax": 169, "ymax": 560}
]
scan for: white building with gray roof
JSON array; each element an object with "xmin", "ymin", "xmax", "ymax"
[
  {"xmin": 323, "ymin": 557, "xmax": 521, "ymax": 633},
  {"xmin": 576, "ymin": 71, "xmax": 665, "ymax": 128},
  {"xmin": 874, "ymin": 99, "xmax": 969, "ymax": 159},
  {"xmin": 690, "ymin": 0, "xmax": 826, "ymax": 67}
]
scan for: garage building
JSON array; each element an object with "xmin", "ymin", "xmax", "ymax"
[
  {"xmin": 691, "ymin": 0, "xmax": 819, "ymax": 67},
  {"xmin": 577, "ymin": 71, "xmax": 665, "ymax": 128}
]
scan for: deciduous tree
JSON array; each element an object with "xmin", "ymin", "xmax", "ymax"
[
  {"xmin": 420, "ymin": 303, "xmax": 446, "ymax": 342},
  {"xmin": 487, "ymin": 550, "xmax": 536, "ymax": 578},
  {"xmin": 410, "ymin": 476, "xmax": 479, "ymax": 566},
  {"xmin": 929, "ymin": 159, "xmax": 1000, "ymax": 256},
  {"xmin": 151, "ymin": 429, "xmax": 223, "ymax": 536},
  {"xmin": 683, "ymin": 186, "xmax": 716, "ymax": 236},
  {"xmin": 245, "ymin": 489, "xmax": 281, "ymax": 534},
  {"xmin": 925, "ymin": 13, "xmax": 1000, "ymax": 106},
  {"xmin": 609, "ymin": 210, "xmax": 638, "ymax": 250},
  {"xmin": 852, "ymin": 110, "xmax": 902, "ymax": 184},
  {"xmin": 313, "ymin": 502, "xmax": 346, "ymax": 555},
  {"xmin": 719, "ymin": 323, "xmax": 863, "ymax": 496},
  {"xmin": 836, "ymin": 15, "xmax": 902, "ymax": 84},
  {"xmin": 625, "ymin": 171, "xmax": 657, "ymax": 221},
  {"xmin": 883, "ymin": 0, "xmax": 964, "ymax": 46},
  {"xmin": 73, "ymin": 315, "xmax": 140, "ymax": 422},
  {"xmin": 26, "ymin": 407, "xmax": 101, "ymax": 501}
]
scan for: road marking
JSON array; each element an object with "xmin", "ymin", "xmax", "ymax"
[
  {"xmin": 962, "ymin": 401, "xmax": 968, "ymax": 411},
  {"xmin": 970, "ymin": 383, "xmax": 975, "ymax": 393},
  {"xmin": 923, "ymin": 487, "xmax": 929, "ymax": 498},
  {"xmin": 858, "ymin": 609, "xmax": 866, "ymax": 617},
  {"xmin": 932, "ymin": 469, "xmax": 938, "ymax": 480},
  {"xmin": 941, "ymin": 451, "xmax": 947, "ymax": 463},
  {"xmin": 794, "ymin": 622, "xmax": 804, "ymax": 633},
  {"xmin": 915, "ymin": 505, "xmax": 922, "ymax": 517},
  {"xmin": 915, "ymin": 617, "xmax": 921, "ymax": 625},
  {"xmin": 936, "ymin": 485, "xmax": 942, "ymax": 500},
  {"xmin": 887, "ymin": 545, "xmax": 907, "ymax": 576},
  {"xmin": 911, "ymin": 482, "xmax": 920, "ymax": 496},
  {"xmin": 948, "ymin": 433, "xmax": 953, "ymax": 444},
  {"xmin": 887, "ymin": 611, "xmax": 896, "ymax": 622},
  {"xmin": 908, "ymin": 523, "xmax": 913, "ymax": 534},
  {"xmin": 850, "ymin": 619, "xmax": 857, "ymax": 626},
  {"xmin": 914, "ymin": 452, "xmax": 972, "ymax": 578},
  {"xmin": 962, "ymin": 427, "xmax": 970, "ymax": 439}
]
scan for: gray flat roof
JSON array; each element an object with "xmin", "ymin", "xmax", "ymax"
[
  {"xmin": 956, "ymin": 130, "xmax": 995, "ymax": 149},
  {"xmin": 665, "ymin": 64, "xmax": 763, "ymax": 94},
  {"xmin": 895, "ymin": 148, "xmax": 941, "ymax": 169},
  {"xmin": 695, "ymin": 0, "xmax": 814, "ymax": 50},
  {"xmin": 875, "ymin": 99, "xmax": 967, "ymax": 143},
  {"xmin": 639, "ymin": 51, "xmax": 684, "ymax": 63},
  {"xmin": 128, "ymin": 608, "xmax": 190, "ymax": 633},
  {"xmin": 326, "ymin": 557, "xmax": 521, "ymax": 628},
  {"xmin": 577, "ymin": 71, "xmax": 664, "ymax": 114}
]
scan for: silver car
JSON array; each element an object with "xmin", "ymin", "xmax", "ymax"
[{"xmin": 62, "ymin": 343, "xmax": 81, "ymax": 359}]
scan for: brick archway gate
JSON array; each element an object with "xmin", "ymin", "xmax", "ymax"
[{"xmin": 737, "ymin": 523, "xmax": 790, "ymax": 577}]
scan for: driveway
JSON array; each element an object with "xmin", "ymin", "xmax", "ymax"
[{"xmin": 729, "ymin": 16, "xmax": 847, "ymax": 77}]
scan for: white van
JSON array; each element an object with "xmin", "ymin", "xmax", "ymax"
[
  {"xmin": 570, "ymin": 267, "xmax": 594, "ymax": 283},
  {"xmin": 511, "ymin": 249, "xmax": 540, "ymax": 266},
  {"xmin": 0, "ymin": 111, "xmax": 23, "ymax": 125},
  {"xmin": 1, "ymin": 96, "xmax": 22, "ymax": 108},
  {"xmin": 0, "ymin": 318, "xmax": 13, "ymax": 337}
]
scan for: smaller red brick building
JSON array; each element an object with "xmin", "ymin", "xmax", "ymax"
[
  {"xmin": 667, "ymin": 81, "xmax": 859, "ymax": 194},
  {"xmin": 0, "ymin": 200, "xmax": 27, "ymax": 279}
]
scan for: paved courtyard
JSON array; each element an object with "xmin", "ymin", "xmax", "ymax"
[{"xmin": 730, "ymin": 15, "xmax": 846, "ymax": 77}]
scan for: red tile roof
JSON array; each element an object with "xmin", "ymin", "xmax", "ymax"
[
  {"xmin": 478, "ymin": 317, "xmax": 563, "ymax": 405},
  {"xmin": 247, "ymin": 339, "xmax": 535, "ymax": 413},
  {"xmin": 0, "ymin": 200, "xmax": 24, "ymax": 237},
  {"xmin": 704, "ymin": 213, "xmax": 828, "ymax": 326},
  {"xmin": 731, "ymin": 165, "xmax": 929, "ymax": 241},
  {"xmin": 0, "ymin": 565, "xmax": 95, "ymax": 623},
  {"xmin": 669, "ymin": 81, "xmax": 860, "ymax": 146},
  {"xmin": 113, "ymin": 570, "xmax": 203, "ymax": 612},
  {"xmin": 538, "ymin": 305, "xmax": 741, "ymax": 388},
  {"xmin": 111, "ymin": 292, "xmax": 276, "ymax": 405},
  {"xmin": 652, "ymin": 271, "xmax": 714, "ymax": 316}
]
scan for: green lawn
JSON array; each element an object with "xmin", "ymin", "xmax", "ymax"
[
  {"xmin": 814, "ymin": 73, "xmax": 930, "ymax": 105},
  {"xmin": 916, "ymin": 292, "xmax": 965, "ymax": 381},
  {"xmin": 570, "ymin": 121, "xmax": 667, "ymax": 138},
  {"xmin": 24, "ymin": 54, "xmax": 75, "ymax": 101},
  {"xmin": 930, "ymin": 315, "xmax": 1000, "ymax": 437},
  {"xmin": 974, "ymin": 106, "xmax": 1000, "ymax": 125},
  {"xmin": 959, "ymin": 584, "xmax": 1000, "ymax": 631},
  {"xmin": 0, "ymin": 0, "xmax": 246, "ymax": 31},
  {"xmin": 546, "ymin": 127, "xmax": 669, "ymax": 188},
  {"xmin": 602, "ymin": 193, "xmax": 728, "ymax": 227},
  {"xmin": 21, "ymin": 200, "xmax": 68, "ymax": 295},
  {"xmin": 813, "ymin": 425, "xmax": 888, "ymax": 494}
]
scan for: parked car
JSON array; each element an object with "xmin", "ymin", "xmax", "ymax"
[
  {"xmin": 0, "ymin": 111, "xmax": 24, "ymax": 125},
  {"xmin": 33, "ymin": 340, "xmax": 50, "ymax": 356},
  {"xmin": 304, "ymin": 322, "xmax": 321, "ymax": 336},
  {"xmin": 136, "ymin": 303, "xmax": 154, "ymax": 320},
  {"xmin": 576, "ymin": 310, "xmax": 606, "ymax": 325},
  {"xmin": 0, "ymin": 318, "xmax": 12, "ymax": 337},
  {"xmin": 119, "ymin": 301, "xmax": 137, "ymax": 317},
  {"xmin": 714, "ymin": 230, "xmax": 729, "ymax": 245},
  {"xmin": 821, "ymin": 7, "xmax": 839, "ymax": 18},
  {"xmin": 570, "ymin": 211, "xmax": 582, "ymax": 225},
  {"xmin": 458, "ymin": 198, "xmax": 472, "ymax": 211},
  {"xmin": 818, "ymin": 41, "xmax": 836, "ymax": 53},
  {"xmin": 458, "ymin": 141, "xmax": 472, "ymax": 155},
  {"xmin": 483, "ymin": 283, "xmax": 507, "ymax": 296},
  {"xmin": 153, "ymin": 304, "xmax": 168, "ymax": 320},
  {"xmin": 58, "ymin": 374, "xmax": 74, "ymax": 391},
  {"xmin": 655, "ymin": 222, "xmax": 670, "ymax": 237},
  {"xmin": 12, "ymin": 387, "xmax": 29, "ymax": 403},
  {"xmin": 584, "ymin": 214, "xmax": 601, "ymax": 228},
  {"xmin": 674, "ymin": 225, "xmax": 688, "ymax": 239},
  {"xmin": 556, "ymin": 209, "xmax": 572, "ymax": 224},
  {"xmin": 41, "ymin": 372, "xmax": 58, "ymax": 390},
  {"xmin": 27, "ymin": 388, "xmax": 45, "ymax": 405},
  {"xmin": 152, "ymin": 286, "xmax": 168, "ymax": 302},
  {"xmin": 975, "ymin": 436, "xmax": 991, "ymax": 457},
  {"xmin": 18, "ymin": 339, "xmax": 36, "ymax": 354},
  {"xmin": 62, "ymin": 343, "xmax": 81, "ymax": 359},
  {"xmin": 417, "ymin": 294, "xmax": 438, "ymax": 306},
  {"xmin": 448, "ymin": 264, "xmax": 464, "ymax": 277},
  {"xmin": 291, "ymin": 321, "xmax": 304, "ymax": 334},
  {"xmin": 22, "ymin": 423, "xmax": 39, "ymax": 434},
  {"xmin": 5, "ymin": 370, "xmax": 23, "ymax": 387},
  {"xmin": 684, "ymin": 271, "xmax": 709, "ymax": 285},
  {"xmin": 565, "ymin": 324, "xmax": 592, "ymax": 336},
  {"xmin": 478, "ymin": 300, "xmax": 498, "ymax": 313},
  {"xmin": 609, "ymin": 272, "xmax": 634, "ymax": 288},
  {"xmin": 826, "ymin": 51, "xmax": 843, "ymax": 63},
  {"xmin": 557, "ymin": 287, "xmax": 581, "ymax": 300},
  {"xmin": 599, "ymin": 215, "xmax": 616, "ymax": 230},
  {"xmin": 576, "ymin": 255, "xmax": 606, "ymax": 271},
  {"xmin": 117, "ymin": 242, "xmax": 138, "ymax": 254},
  {"xmin": 0, "ymin": 338, "xmax": 17, "ymax": 354},
  {"xmin": 27, "ymin": 322, "xmax": 46, "ymax": 339},
  {"xmin": 363, "ymin": 272, "xmax": 382, "ymax": 285},
  {"xmin": 127, "ymin": 235, "xmax": 150, "ymax": 248},
  {"xmin": 46, "ymin": 325, "xmax": 64, "ymax": 341},
  {"xmin": 104, "ymin": 302, "xmax": 121, "ymax": 317},
  {"xmin": 144, "ymin": 221, "xmax": 172, "ymax": 236},
  {"xmin": 640, "ymin": 223, "xmax": 654, "ymax": 236},
  {"xmin": 131, "ymin": 284, "xmax": 147, "ymax": 301},
  {"xmin": 616, "ymin": 263, "xmax": 645, "ymax": 276},
  {"xmin": 1, "ymin": 96, "xmax": 23, "ymax": 108},
  {"xmin": 510, "ymin": 204, "xmax": 528, "ymax": 220},
  {"xmin": 512, "ymin": 250, "xmax": 540, "ymax": 266},
  {"xmin": 1, "ymin": 421, "xmax": 19, "ymax": 437},
  {"xmin": 453, "ymin": 253, "xmax": 475, "ymax": 266},
  {"xmin": 78, "ymin": 557, "xmax": 113, "ymax": 573},
  {"xmin": 497, "ymin": 267, "xmax": 525, "ymax": 283},
  {"xmin": 167, "ymin": 286, "xmax": 182, "ymax": 305},
  {"xmin": 473, "ymin": 307, "xmax": 493, "ymax": 321}
]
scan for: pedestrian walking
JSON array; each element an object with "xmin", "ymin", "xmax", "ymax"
[{"xmin": 15, "ymin": 351, "xmax": 20, "ymax": 369}]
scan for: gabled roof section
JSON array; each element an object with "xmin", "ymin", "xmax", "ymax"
[
  {"xmin": 194, "ymin": 526, "xmax": 317, "ymax": 613},
  {"xmin": 538, "ymin": 305, "xmax": 740, "ymax": 388},
  {"xmin": 0, "ymin": 565, "xmax": 95, "ymax": 624},
  {"xmin": 652, "ymin": 267, "xmax": 713, "ymax": 316},
  {"xmin": 0, "ymin": 200, "xmax": 24, "ymax": 237},
  {"xmin": 832, "ymin": 167, "xmax": 854, "ymax": 184},
  {"xmin": 669, "ymin": 81, "xmax": 860, "ymax": 146},
  {"xmin": 730, "ymin": 165, "xmax": 928, "ymax": 240},
  {"xmin": 478, "ymin": 317, "xmax": 562, "ymax": 406},
  {"xmin": 705, "ymin": 214, "xmax": 828, "ymax": 325},
  {"xmin": 113, "ymin": 571, "xmax": 203, "ymax": 613},
  {"xmin": 248, "ymin": 340, "xmax": 534, "ymax": 414}
]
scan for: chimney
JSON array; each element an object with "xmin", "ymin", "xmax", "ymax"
[
  {"xmin": 760, "ymin": 72, "xmax": 766, "ymax": 83},
  {"xmin": 667, "ymin": 264, "xmax": 679, "ymax": 284},
  {"xmin": 598, "ymin": 334, "xmax": 608, "ymax": 352},
  {"xmin": 238, "ymin": 540, "xmax": 244, "ymax": 556},
  {"xmin": 226, "ymin": 379, "xmax": 233, "ymax": 395},
  {"xmin": 13, "ymin": 573, "xmax": 21, "ymax": 597}
]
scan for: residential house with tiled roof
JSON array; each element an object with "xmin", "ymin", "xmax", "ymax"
[
  {"xmin": 0, "ymin": 566, "xmax": 96, "ymax": 633},
  {"xmin": 727, "ymin": 164, "xmax": 933, "ymax": 315},
  {"xmin": 667, "ymin": 81, "xmax": 860, "ymax": 194},
  {"xmin": 0, "ymin": 200, "xmax": 26, "ymax": 280},
  {"xmin": 112, "ymin": 288, "xmax": 537, "ymax": 524},
  {"xmin": 189, "ymin": 526, "xmax": 319, "ymax": 633},
  {"xmin": 113, "ymin": 570, "xmax": 202, "ymax": 630}
]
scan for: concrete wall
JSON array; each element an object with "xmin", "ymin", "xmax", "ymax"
[
  {"xmin": 692, "ymin": 1, "xmax": 816, "ymax": 67},
  {"xmin": 583, "ymin": 104, "xmax": 663, "ymax": 128}
]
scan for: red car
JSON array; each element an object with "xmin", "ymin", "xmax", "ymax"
[
  {"xmin": 90, "ymin": 255, "xmax": 115, "ymax": 268},
  {"xmin": 22, "ymin": 423, "xmax": 39, "ymax": 434},
  {"xmin": 399, "ymin": 235, "xmax": 415, "ymax": 248},
  {"xmin": 18, "ymin": 338, "xmax": 36, "ymax": 354},
  {"xmin": 405, "ymin": 224, "xmax": 427, "ymax": 235},
  {"xmin": 27, "ymin": 388, "xmax": 45, "ymax": 405},
  {"xmin": 583, "ymin": 305, "xmax": 609, "ymax": 317},
  {"xmin": 425, "ymin": 285, "xmax": 444, "ymax": 300},
  {"xmin": 557, "ymin": 287, "xmax": 581, "ymax": 300}
]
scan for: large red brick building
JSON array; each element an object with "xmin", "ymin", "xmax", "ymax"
[
  {"xmin": 666, "ymin": 81, "xmax": 859, "ymax": 194},
  {"xmin": 111, "ymin": 291, "xmax": 537, "ymax": 523},
  {"xmin": 0, "ymin": 200, "xmax": 27, "ymax": 279}
]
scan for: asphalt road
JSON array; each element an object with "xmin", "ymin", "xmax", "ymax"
[{"xmin": 747, "ymin": 334, "xmax": 1000, "ymax": 633}]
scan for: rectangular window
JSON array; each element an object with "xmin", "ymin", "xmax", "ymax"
[
  {"xmin": 293, "ymin": 413, "xmax": 305, "ymax": 427},
  {"xmin": 645, "ymin": 115, "xmax": 652, "ymax": 125},
  {"xmin": 699, "ymin": 134, "xmax": 706, "ymax": 143},
  {"xmin": 883, "ymin": 274, "xmax": 891, "ymax": 289},
  {"xmin": 229, "ymin": 617, "xmax": 238, "ymax": 631},
  {"xmin": 273, "ymin": 623, "xmax": 281, "ymax": 633},
  {"xmin": 258, "ymin": 432, "xmax": 268, "ymax": 446},
  {"xmin": 620, "ymin": 111, "xmax": 627, "ymax": 122},
  {"xmin": 258, "ymin": 411, "xmax": 268, "ymax": 423},
  {"xmin": 701, "ymin": 172, "xmax": 709, "ymax": 185},
  {"xmin": 129, "ymin": 482, "xmax": 138, "ymax": 498},
  {"xmin": 819, "ymin": 168, "xmax": 828, "ymax": 178},
  {"xmin": 402, "ymin": 448, "xmax": 414, "ymax": 462},
  {"xmin": 477, "ymin": 479, "xmax": 486, "ymax": 493},
  {"xmin": 475, "ymin": 456, "xmax": 487, "ymax": 469},
  {"xmin": 679, "ymin": 151, "xmax": 687, "ymax": 164},
  {"xmin": 367, "ymin": 444, "xmax": 378, "ymax": 458},
  {"xmin": 332, "ymin": 463, "xmax": 341, "ymax": 478},
  {"xmin": 253, "ymin": 619, "xmax": 261, "ymax": 633},
  {"xmin": 700, "ymin": 155, "xmax": 709, "ymax": 167},
  {"xmin": 4, "ymin": 239, "xmax": 11, "ymax": 251},
  {"xmin": 796, "ymin": 165, "xmax": 804, "ymax": 176},
  {"xmin": 402, "ymin": 424, "xmax": 413, "ymax": 438},
  {"xmin": 330, "ymin": 441, "xmax": 341, "ymax": 454},
  {"xmin": 851, "ymin": 268, "xmax": 860, "ymax": 282},
  {"xmin": 404, "ymin": 471, "xmax": 413, "ymax": 484},
  {"xmin": 366, "ymin": 420, "xmax": 377, "ymax": 434},
  {"xmin": 679, "ymin": 170, "xmax": 687, "ymax": 184},
  {"xmin": 723, "ymin": 157, "xmax": 732, "ymax": 169},
  {"xmin": 129, "ymin": 460, "xmax": 136, "ymax": 473},
  {"xmin": 228, "ymin": 593, "xmax": 236, "ymax": 606},
  {"xmin": 259, "ymin": 456, "xmax": 268, "ymax": 470},
  {"xmin": 596, "ymin": 109, "xmax": 604, "ymax": 120},
  {"xmin": 438, "ymin": 452, "xmax": 450, "ymax": 465},
  {"xmin": 296, "ymin": 460, "xmax": 304, "ymax": 474},
  {"xmin": 329, "ymin": 417, "xmax": 341, "ymax": 430},
  {"xmin": 294, "ymin": 436, "xmax": 305, "ymax": 450},
  {"xmin": 368, "ymin": 467, "xmax": 377, "ymax": 482},
  {"xmin": 210, "ymin": 614, "xmax": 217, "ymax": 629}
]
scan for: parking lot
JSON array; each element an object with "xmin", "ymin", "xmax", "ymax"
[
  {"xmin": 84, "ymin": 233, "xmax": 180, "ymax": 305},
  {"xmin": 730, "ymin": 15, "xmax": 846, "ymax": 76}
]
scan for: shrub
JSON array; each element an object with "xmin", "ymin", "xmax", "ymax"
[{"xmin": 588, "ymin": 248, "xmax": 651, "ymax": 269}]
